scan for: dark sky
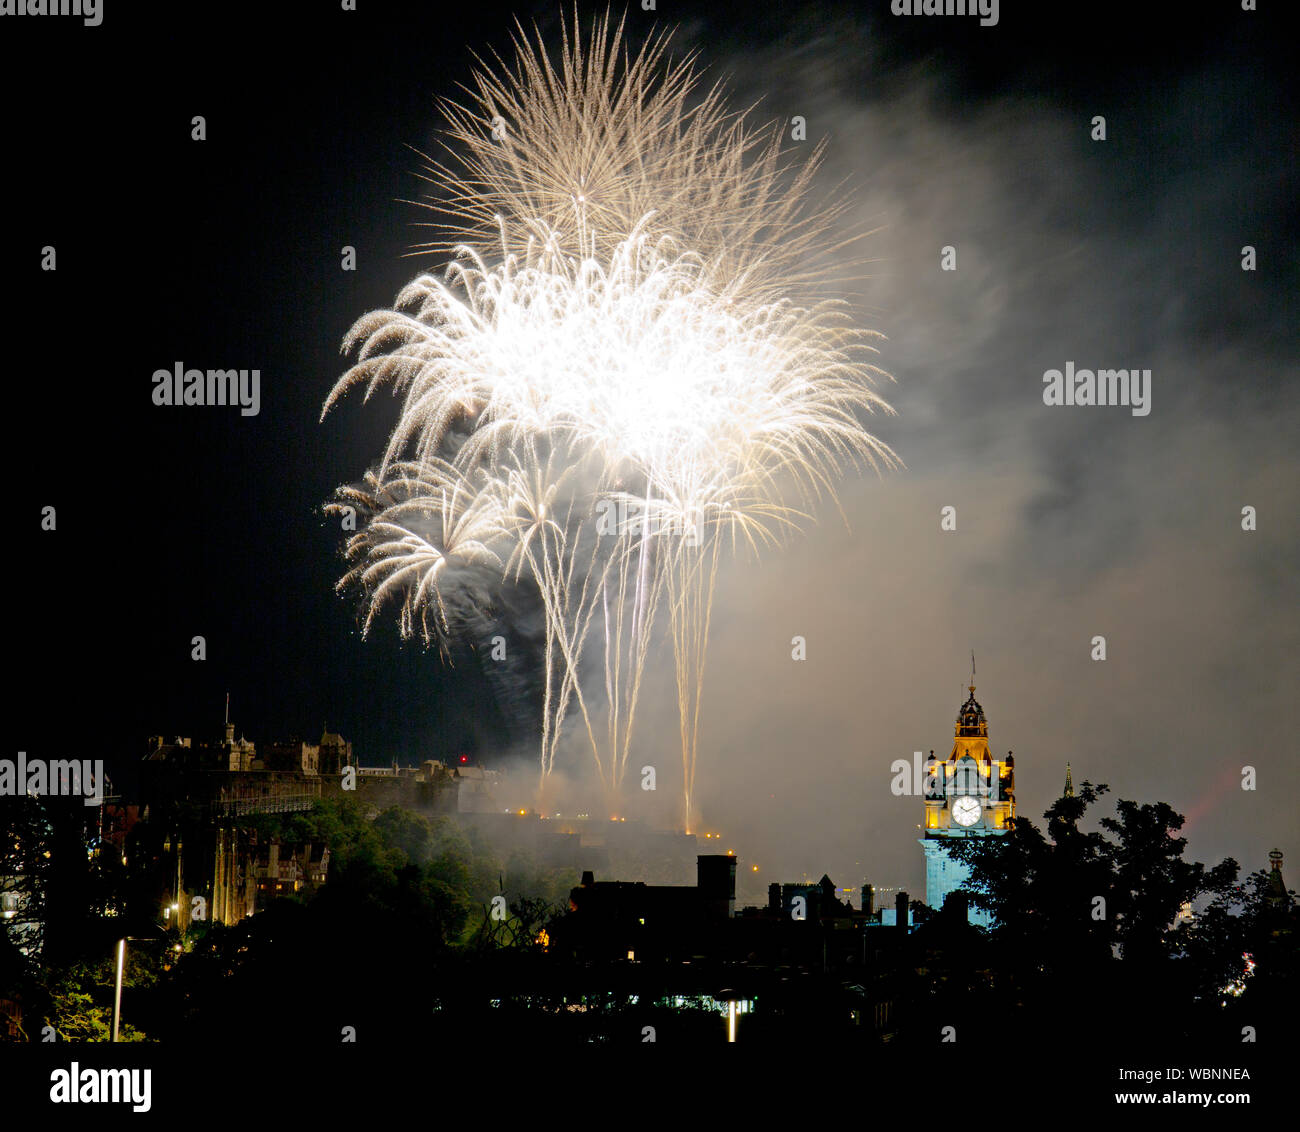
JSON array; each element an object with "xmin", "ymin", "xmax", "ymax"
[{"xmin": 7, "ymin": 1, "xmax": 1295, "ymax": 898}]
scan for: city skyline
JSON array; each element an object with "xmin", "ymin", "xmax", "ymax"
[{"xmin": 7, "ymin": 0, "xmax": 1295, "ymax": 1035}]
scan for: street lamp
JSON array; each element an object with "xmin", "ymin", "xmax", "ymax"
[
  {"xmin": 111, "ymin": 939, "xmax": 125, "ymax": 1042},
  {"xmin": 111, "ymin": 928, "xmax": 167, "ymax": 1042}
]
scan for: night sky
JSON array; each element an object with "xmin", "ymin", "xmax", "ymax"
[{"xmin": 8, "ymin": 1, "xmax": 1296, "ymax": 898}]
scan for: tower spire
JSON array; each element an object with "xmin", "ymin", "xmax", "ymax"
[
  {"xmin": 1064, "ymin": 762, "xmax": 1074, "ymax": 798},
  {"xmin": 1266, "ymin": 849, "xmax": 1289, "ymax": 909}
]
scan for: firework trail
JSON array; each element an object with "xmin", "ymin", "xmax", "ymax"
[{"xmin": 322, "ymin": 9, "xmax": 900, "ymax": 830}]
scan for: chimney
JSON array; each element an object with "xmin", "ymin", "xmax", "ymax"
[
  {"xmin": 862, "ymin": 884, "xmax": 874, "ymax": 916},
  {"xmin": 697, "ymin": 855, "xmax": 736, "ymax": 919},
  {"xmin": 580, "ymin": 870, "xmax": 594, "ymax": 887}
]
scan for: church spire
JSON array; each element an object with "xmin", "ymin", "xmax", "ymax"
[
  {"xmin": 1064, "ymin": 762, "xmax": 1074, "ymax": 798},
  {"xmin": 1265, "ymin": 849, "xmax": 1291, "ymax": 910}
]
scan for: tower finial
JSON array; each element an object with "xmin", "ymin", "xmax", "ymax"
[{"xmin": 1064, "ymin": 762, "xmax": 1074, "ymax": 798}]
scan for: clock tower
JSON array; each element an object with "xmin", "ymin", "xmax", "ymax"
[{"xmin": 919, "ymin": 678, "xmax": 1014, "ymax": 927}]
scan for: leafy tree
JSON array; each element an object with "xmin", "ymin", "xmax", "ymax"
[
  {"xmin": 0, "ymin": 795, "xmax": 51, "ymax": 956},
  {"xmin": 43, "ymin": 955, "xmax": 152, "ymax": 1042},
  {"xmin": 1101, "ymin": 799, "xmax": 1237, "ymax": 965},
  {"xmin": 1174, "ymin": 864, "xmax": 1298, "ymax": 1014},
  {"xmin": 373, "ymin": 808, "xmax": 433, "ymax": 864},
  {"xmin": 942, "ymin": 783, "xmax": 1271, "ymax": 1042}
]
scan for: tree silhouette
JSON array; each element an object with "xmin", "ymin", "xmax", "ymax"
[{"xmin": 941, "ymin": 783, "xmax": 1292, "ymax": 1044}]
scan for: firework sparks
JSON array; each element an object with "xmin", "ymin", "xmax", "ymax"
[
  {"xmin": 323, "ymin": 9, "xmax": 899, "ymax": 830},
  {"xmin": 327, "ymin": 459, "xmax": 502, "ymax": 658},
  {"xmin": 423, "ymin": 9, "xmax": 863, "ymax": 305}
]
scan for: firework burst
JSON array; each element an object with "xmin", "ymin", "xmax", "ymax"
[
  {"xmin": 326, "ymin": 459, "xmax": 502, "ymax": 658},
  {"xmin": 421, "ymin": 9, "xmax": 861, "ymax": 305},
  {"xmin": 323, "ymin": 9, "xmax": 899, "ymax": 831}
]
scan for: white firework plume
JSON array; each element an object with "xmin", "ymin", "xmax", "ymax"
[
  {"xmin": 327, "ymin": 216, "xmax": 894, "ymax": 503},
  {"xmin": 327, "ymin": 459, "xmax": 503, "ymax": 659},
  {"xmin": 422, "ymin": 8, "xmax": 862, "ymax": 305},
  {"xmin": 322, "ymin": 9, "xmax": 901, "ymax": 828}
]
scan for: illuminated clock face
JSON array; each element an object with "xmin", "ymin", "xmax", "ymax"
[{"xmin": 951, "ymin": 796, "xmax": 982, "ymax": 827}]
